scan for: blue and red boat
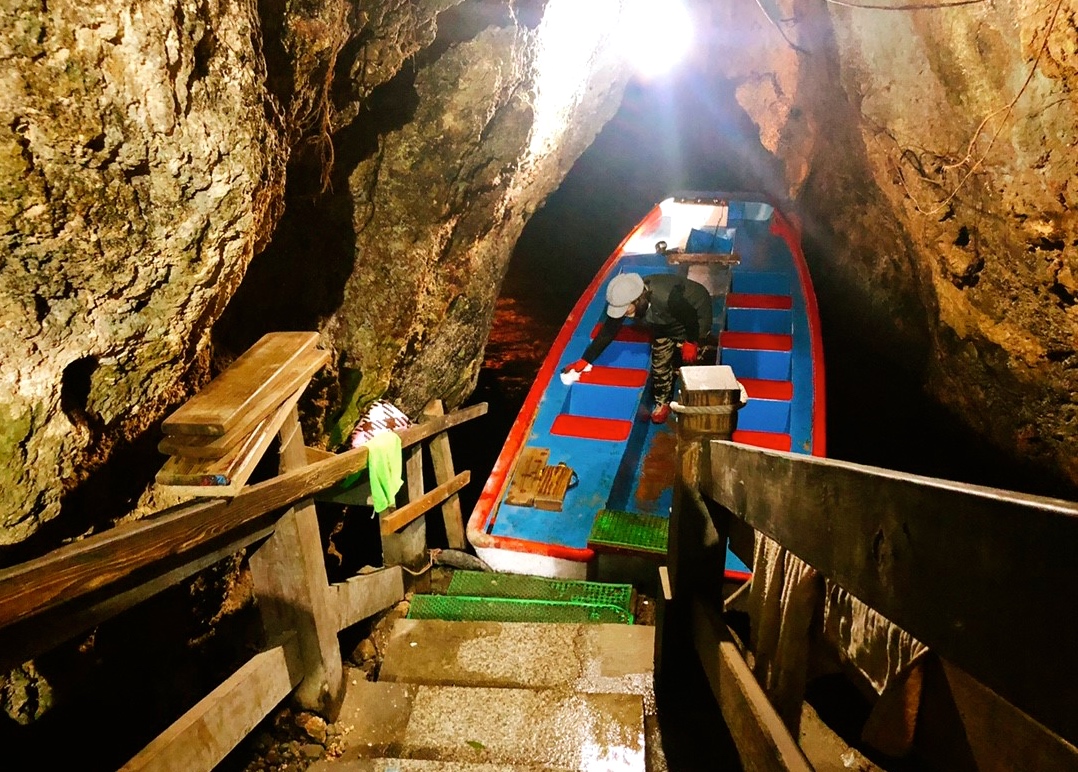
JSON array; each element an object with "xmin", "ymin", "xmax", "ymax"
[{"xmin": 467, "ymin": 193, "xmax": 825, "ymax": 580}]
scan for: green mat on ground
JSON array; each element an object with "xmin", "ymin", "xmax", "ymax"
[
  {"xmin": 587, "ymin": 509, "xmax": 669, "ymax": 556},
  {"xmin": 407, "ymin": 594, "xmax": 632, "ymax": 624},
  {"xmin": 446, "ymin": 571, "xmax": 633, "ymax": 614}
]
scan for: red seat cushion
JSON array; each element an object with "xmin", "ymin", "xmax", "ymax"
[
  {"xmin": 551, "ymin": 414, "xmax": 633, "ymax": 442},
  {"xmin": 727, "ymin": 293, "xmax": 793, "ymax": 310},
  {"xmin": 732, "ymin": 430, "xmax": 792, "ymax": 452},
  {"xmin": 721, "ymin": 331, "xmax": 793, "ymax": 351},
  {"xmin": 740, "ymin": 378, "xmax": 794, "ymax": 401},
  {"xmin": 590, "ymin": 323, "xmax": 651, "ymax": 343},
  {"xmin": 578, "ymin": 366, "xmax": 648, "ymax": 388}
]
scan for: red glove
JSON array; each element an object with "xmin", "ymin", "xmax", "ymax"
[
  {"xmin": 562, "ymin": 359, "xmax": 590, "ymax": 374},
  {"xmin": 680, "ymin": 341, "xmax": 698, "ymax": 364}
]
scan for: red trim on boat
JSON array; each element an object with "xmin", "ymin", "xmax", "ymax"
[
  {"xmin": 485, "ymin": 534, "xmax": 595, "ymax": 563},
  {"xmin": 578, "ymin": 366, "xmax": 649, "ymax": 388},
  {"xmin": 724, "ymin": 569, "xmax": 753, "ymax": 582},
  {"xmin": 727, "ymin": 293, "xmax": 793, "ymax": 310},
  {"xmin": 769, "ymin": 211, "xmax": 827, "ymax": 456},
  {"xmin": 467, "ymin": 203, "xmax": 662, "ymax": 551},
  {"xmin": 590, "ymin": 322, "xmax": 651, "ymax": 343},
  {"xmin": 732, "ymin": 430, "xmax": 793, "ymax": 452},
  {"xmin": 551, "ymin": 414, "xmax": 633, "ymax": 442},
  {"xmin": 720, "ymin": 331, "xmax": 793, "ymax": 351},
  {"xmin": 740, "ymin": 378, "xmax": 794, "ymax": 401}
]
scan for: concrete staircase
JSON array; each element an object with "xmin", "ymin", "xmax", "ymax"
[{"xmin": 309, "ymin": 575, "xmax": 658, "ymax": 771}]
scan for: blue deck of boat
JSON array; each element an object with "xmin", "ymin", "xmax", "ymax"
[{"xmin": 485, "ymin": 203, "xmax": 815, "ymax": 574}]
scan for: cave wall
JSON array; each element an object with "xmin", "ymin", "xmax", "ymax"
[
  {"xmin": 0, "ymin": 0, "xmax": 632, "ymax": 546},
  {"xmin": 705, "ymin": 0, "xmax": 1078, "ymax": 489},
  {"xmin": 3, "ymin": 0, "xmax": 1076, "ymax": 549}
]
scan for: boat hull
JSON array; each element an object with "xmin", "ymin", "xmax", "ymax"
[{"xmin": 468, "ymin": 193, "xmax": 825, "ymax": 580}]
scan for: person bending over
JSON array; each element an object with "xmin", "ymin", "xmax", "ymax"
[{"xmin": 562, "ymin": 272, "xmax": 713, "ymax": 424}]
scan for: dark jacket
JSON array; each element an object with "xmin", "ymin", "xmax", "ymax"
[{"xmin": 581, "ymin": 274, "xmax": 712, "ymax": 363}]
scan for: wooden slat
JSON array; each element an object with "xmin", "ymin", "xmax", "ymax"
[
  {"xmin": 154, "ymin": 385, "xmax": 305, "ymax": 495},
  {"xmin": 0, "ymin": 403, "xmax": 488, "ymax": 635},
  {"xmin": 334, "ymin": 567, "xmax": 405, "ymax": 631},
  {"xmin": 917, "ymin": 658, "xmax": 1078, "ymax": 771},
  {"xmin": 505, "ymin": 447, "xmax": 549, "ymax": 506},
  {"xmin": 249, "ymin": 405, "xmax": 343, "ymax": 717},
  {"xmin": 0, "ymin": 518, "xmax": 276, "ymax": 673},
  {"xmin": 162, "ymin": 339, "xmax": 324, "ymax": 437},
  {"xmin": 534, "ymin": 463, "xmax": 574, "ymax": 512},
  {"xmin": 706, "ymin": 440, "xmax": 1078, "ymax": 744},
  {"xmin": 666, "ymin": 250, "xmax": 741, "ymax": 265},
  {"xmin": 691, "ymin": 598, "xmax": 813, "ymax": 772},
  {"xmin": 422, "ymin": 400, "xmax": 466, "ymax": 549},
  {"xmin": 120, "ymin": 636, "xmax": 302, "ymax": 772},
  {"xmin": 379, "ymin": 472, "xmax": 470, "ymax": 535}
]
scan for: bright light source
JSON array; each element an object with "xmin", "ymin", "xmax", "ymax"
[
  {"xmin": 528, "ymin": 0, "xmax": 621, "ymax": 157},
  {"xmin": 525, "ymin": 0, "xmax": 694, "ymax": 160},
  {"xmin": 617, "ymin": 0, "xmax": 693, "ymax": 79}
]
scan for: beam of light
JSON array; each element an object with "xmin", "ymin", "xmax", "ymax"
[
  {"xmin": 526, "ymin": 0, "xmax": 694, "ymax": 159},
  {"xmin": 527, "ymin": 0, "xmax": 621, "ymax": 158},
  {"xmin": 616, "ymin": 0, "xmax": 694, "ymax": 79}
]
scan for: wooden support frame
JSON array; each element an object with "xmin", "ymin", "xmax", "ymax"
[
  {"xmin": 120, "ymin": 635, "xmax": 302, "ymax": 772},
  {"xmin": 422, "ymin": 400, "xmax": 467, "ymax": 548},
  {"xmin": 0, "ymin": 404, "xmax": 488, "ymax": 651},
  {"xmin": 692, "ymin": 598, "xmax": 813, "ymax": 772},
  {"xmin": 249, "ymin": 405, "xmax": 344, "ymax": 717},
  {"xmin": 706, "ymin": 440, "xmax": 1078, "ymax": 747}
]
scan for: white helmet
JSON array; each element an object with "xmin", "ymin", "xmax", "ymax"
[{"xmin": 606, "ymin": 273, "xmax": 645, "ymax": 318}]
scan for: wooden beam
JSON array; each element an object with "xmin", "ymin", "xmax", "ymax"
[
  {"xmin": 120, "ymin": 636, "xmax": 302, "ymax": 772},
  {"xmin": 382, "ymin": 439, "xmax": 429, "ymax": 588},
  {"xmin": 162, "ymin": 338, "xmax": 324, "ymax": 438},
  {"xmin": 691, "ymin": 598, "xmax": 813, "ymax": 772},
  {"xmin": 249, "ymin": 406, "xmax": 344, "ymax": 718},
  {"xmin": 155, "ymin": 383, "xmax": 307, "ymax": 495},
  {"xmin": 0, "ymin": 403, "xmax": 487, "ymax": 635},
  {"xmin": 0, "ymin": 522, "xmax": 275, "ymax": 673},
  {"xmin": 334, "ymin": 567, "xmax": 405, "ymax": 631},
  {"xmin": 422, "ymin": 400, "xmax": 466, "ymax": 549},
  {"xmin": 379, "ymin": 472, "xmax": 470, "ymax": 535},
  {"xmin": 706, "ymin": 441, "xmax": 1078, "ymax": 744}
]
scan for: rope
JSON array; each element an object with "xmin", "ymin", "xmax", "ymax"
[
  {"xmin": 668, "ymin": 402, "xmax": 739, "ymax": 416},
  {"xmin": 400, "ymin": 555, "xmax": 434, "ymax": 577}
]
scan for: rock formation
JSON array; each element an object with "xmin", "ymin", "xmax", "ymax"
[
  {"xmin": 704, "ymin": 0, "xmax": 1077, "ymax": 488},
  {"xmin": 0, "ymin": 0, "xmax": 631, "ymax": 546}
]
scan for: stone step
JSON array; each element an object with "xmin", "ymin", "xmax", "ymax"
[
  {"xmin": 322, "ymin": 677, "xmax": 645, "ymax": 770},
  {"xmin": 378, "ymin": 619, "xmax": 654, "ymax": 711}
]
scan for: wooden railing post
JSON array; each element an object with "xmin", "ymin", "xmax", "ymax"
[
  {"xmin": 422, "ymin": 399, "xmax": 467, "ymax": 549},
  {"xmin": 658, "ymin": 365, "xmax": 742, "ymax": 679},
  {"xmin": 379, "ymin": 435, "xmax": 430, "ymax": 593},
  {"xmin": 249, "ymin": 405, "xmax": 344, "ymax": 719}
]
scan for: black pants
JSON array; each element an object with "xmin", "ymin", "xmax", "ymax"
[{"xmin": 651, "ymin": 336, "xmax": 678, "ymax": 405}]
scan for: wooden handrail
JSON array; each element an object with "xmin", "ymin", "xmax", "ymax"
[
  {"xmin": 705, "ymin": 439, "xmax": 1078, "ymax": 745},
  {"xmin": 0, "ymin": 403, "xmax": 487, "ymax": 636}
]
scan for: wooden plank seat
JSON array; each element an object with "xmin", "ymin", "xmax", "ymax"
[
  {"xmin": 155, "ymin": 332, "xmax": 329, "ymax": 497},
  {"xmin": 665, "ymin": 250, "xmax": 741, "ymax": 266}
]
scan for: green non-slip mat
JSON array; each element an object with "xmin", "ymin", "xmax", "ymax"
[
  {"xmin": 446, "ymin": 571, "xmax": 633, "ymax": 615},
  {"xmin": 407, "ymin": 594, "xmax": 632, "ymax": 624},
  {"xmin": 587, "ymin": 509, "xmax": 669, "ymax": 555}
]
